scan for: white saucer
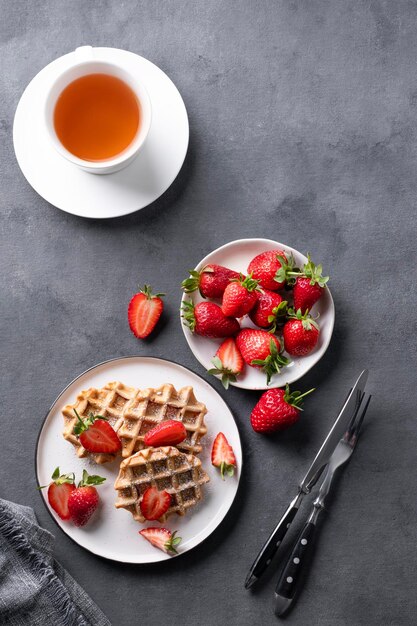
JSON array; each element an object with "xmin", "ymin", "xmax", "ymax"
[
  {"xmin": 180, "ymin": 238, "xmax": 335, "ymax": 390},
  {"xmin": 13, "ymin": 48, "xmax": 189, "ymax": 218},
  {"xmin": 36, "ymin": 356, "xmax": 241, "ymax": 563}
]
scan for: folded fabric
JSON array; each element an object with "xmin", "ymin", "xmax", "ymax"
[{"xmin": 0, "ymin": 498, "xmax": 111, "ymax": 626}]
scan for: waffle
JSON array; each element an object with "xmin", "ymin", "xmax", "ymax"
[
  {"xmin": 62, "ymin": 381, "xmax": 142, "ymax": 464},
  {"xmin": 117, "ymin": 383, "xmax": 208, "ymax": 458},
  {"xmin": 114, "ymin": 446, "xmax": 210, "ymax": 523}
]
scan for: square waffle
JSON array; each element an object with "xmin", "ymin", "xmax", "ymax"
[
  {"xmin": 117, "ymin": 383, "xmax": 208, "ymax": 458},
  {"xmin": 114, "ymin": 446, "xmax": 210, "ymax": 523}
]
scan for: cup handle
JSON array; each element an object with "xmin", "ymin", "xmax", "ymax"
[{"xmin": 75, "ymin": 45, "xmax": 94, "ymax": 60}]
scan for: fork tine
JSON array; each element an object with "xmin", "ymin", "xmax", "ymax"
[
  {"xmin": 350, "ymin": 394, "xmax": 371, "ymax": 442},
  {"xmin": 346, "ymin": 390, "xmax": 365, "ymax": 434}
]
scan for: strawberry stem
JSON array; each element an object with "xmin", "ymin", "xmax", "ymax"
[
  {"xmin": 78, "ymin": 469, "xmax": 106, "ymax": 488},
  {"xmin": 251, "ymin": 338, "xmax": 291, "ymax": 384},
  {"xmin": 73, "ymin": 410, "xmax": 108, "ymax": 436},
  {"xmin": 165, "ymin": 530, "xmax": 182, "ymax": 554},
  {"xmin": 284, "ymin": 384, "xmax": 315, "ymax": 410},
  {"xmin": 207, "ymin": 356, "xmax": 238, "ymax": 390},
  {"xmin": 181, "ymin": 300, "xmax": 196, "ymax": 332},
  {"xmin": 181, "ymin": 270, "xmax": 201, "ymax": 294},
  {"xmin": 140, "ymin": 284, "xmax": 165, "ymax": 300},
  {"xmin": 231, "ymin": 272, "xmax": 261, "ymax": 292}
]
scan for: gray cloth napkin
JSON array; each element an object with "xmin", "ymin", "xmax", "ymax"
[{"xmin": 0, "ymin": 498, "xmax": 111, "ymax": 626}]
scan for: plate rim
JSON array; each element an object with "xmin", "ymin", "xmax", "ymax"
[
  {"xmin": 13, "ymin": 47, "xmax": 190, "ymax": 219},
  {"xmin": 180, "ymin": 237, "xmax": 335, "ymax": 390},
  {"xmin": 35, "ymin": 355, "xmax": 242, "ymax": 564}
]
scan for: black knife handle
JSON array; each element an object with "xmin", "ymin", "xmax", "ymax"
[
  {"xmin": 274, "ymin": 521, "xmax": 316, "ymax": 615},
  {"xmin": 245, "ymin": 496, "xmax": 300, "ymax": 588}
]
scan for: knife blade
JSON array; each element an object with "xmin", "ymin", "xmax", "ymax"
[{"xmin": 244, "ymin": 369, "xmax": 368, "ymax": 589}]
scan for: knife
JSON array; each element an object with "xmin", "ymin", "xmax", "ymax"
[
  {"xmin": 244, "ymin": 370, "xmax": 368, "ymax": 589},
  {"xmin": 274, "ymin": 393, "xmax": 371, "ymax": 616}
]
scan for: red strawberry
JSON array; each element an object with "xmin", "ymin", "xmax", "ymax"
[
  {"xmin": 182, "ymin": 264, "xmax": 240, "ymax": 299},
  {"xmin": 236, "ymin": 329, "xmax": 290, "ymax": 384},
  {"xmin": 128, "ymin": 284, "xmax": 164, "ymax": 339},
  {"xmin": 40, "ymin": 467, "xmax": 75, "ymax": 520},
  {"xmin": 221, "ymin": 273, "xmax": 260, "ymax": 318},
  {"xmin": 207, "ymin": 337, "xmax": 244, "ymax": 389},
  {"xmin": 283, "ymin": 309, "xmax": 320, "ymax": 357},
  {"xmin": 182, "ymin": 300, "xmax": 240, "ymax": 338},
  {"xmin": 144, "ymin": 420, "xmax": 187, "ymax": 447},
  {"xmin": 211, "ymin": 432, "xmax": 236, "ymax": 479},
  {"xmin": 293, "ymin": 254, "xmax": 329, "ymax": 313},
  {"xmin": 139, "ymin": 527, "xmax": 182, "ymax": 555},
  {"xmin": 73, "ymin": 410, "xmax": 121, "ymax": 454},
  {"xmin": 140, "ymin": 486, "xmax": 171, "ymax": 521},
  {"xmin": 249, "ymin": 289, "xmax": 287, "ymax": 331},
  {"xmin": 250, "ymin": 384, "xmax": 315, "ymax": 433},
  {"xmin": 67, "ymin": 470, "xmax": 106, "ymax": 527},
  {"xmin": 247, "ymin": 250, "xmax": 291, "ymax": 291}
]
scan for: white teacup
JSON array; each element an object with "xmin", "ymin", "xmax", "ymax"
[{"xmin": 44, "ymin": 46, "xmax": 152, "ymax": 175}]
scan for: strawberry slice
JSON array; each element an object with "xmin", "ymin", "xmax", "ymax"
[
  {"xmin": 73, "ymin": 409, "xmax": 121, "ymax": 454},
  {"xmin": 39, "ymin": 467, "xmax": 75, "ymax": 520},
  {"xmin": 211, "ymin": 432, "xmax": 236, "ymax": 479},
  {"xmin": 139, "ymin": 527, "xmax": 182, "ymax": 555},
  {"xmin": 207, "ymin": 337, "xmax": 244, "ymax": 389},
  {"xmin": 140, "ymin": 486, "xmax": 171, "ymax": 521},
  {"xmin": 128, "ymin": 285, "xmax": 165, "ymax": 339},
  {"xmin": 144, "ymin": 420, "xmax": 187, "ymax": 447}
]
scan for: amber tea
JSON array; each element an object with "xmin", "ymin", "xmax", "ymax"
[{"xmin": 53, "ymin": 73, "xmax": 140, "ymax": 162}]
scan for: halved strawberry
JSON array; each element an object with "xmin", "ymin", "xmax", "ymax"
[
  {"xmin": 40, "ymin": 467, "xmax": 75, "ymax": 520},
  {"xmin": 139, "ymin": 527, "xmax": 182, "ymax": 555},
  {"xmin": 211, "ymin": 432, "xmax": 236, "ymax": 479},
  {"xmin": 207, "ymin": 337, "xmax": 244, "ymax": 389},
  {"xmin": 74, "ymin": 410, "xmax": 121, "ymax": 454},
  {"xmin": 144, "ymin": 420, "xmax": 187, "ymax": 447},
  {"xmin": 128, "ymin": 284, "xmax": 165, "ymax": 339},
  {"xmin": 140, "ymin": 486, "xmax": 171, "ymax": 521}
]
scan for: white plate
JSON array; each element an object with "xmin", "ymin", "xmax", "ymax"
[
  {"xmin": 180, "ymin": 238, "xmax": 335, "ymax": 390},
  {"xmin": 13, "ymin": 48, "xmax": 189, "ymax": 218},
  {"xmin": 36, "ymin": 356, "xmax": 241, "ymax": 563}
]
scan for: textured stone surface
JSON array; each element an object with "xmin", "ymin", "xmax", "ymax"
[{"xmin": 1, "ymin": 1, "xmax": 416, "ymax": 625}]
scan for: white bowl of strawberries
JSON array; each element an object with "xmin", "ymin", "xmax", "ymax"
[{"xmin": 180, "ymin": 238, "xmax": 335, "ymax": 390}]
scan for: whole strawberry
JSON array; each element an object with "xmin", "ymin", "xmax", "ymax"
[
  {"xmin": 182, "ymin": 300, "xmax": 239, "ymax": 338},
  {"xmin": 181, "ymin": 264, "xmax": 240, "ymax": 299},
  {"xmin": 207, "ymin": 337, "xmax": 244, "ymax": 389},
  {"xmin": 283, "ymin": 309, "xmax": 320, "ymax": 357},
  {"xmin": 293, "ymin": 254, "xmax": 329, "ymax": 313},
  {"xmin": 222, "ymin": 274, "xmax": 261, "ymax": 318},
  {"xmin": 236, "ymin": 328, "xmax": 290, "ymax": 384},
  {"xmin": 250, "ymin": 384, "xmax": 315, "ymax": 433},
  {"xmin": 247, "ymin": 250, "xmax": 291, "ymax": 291},
  {"xmin": 249, "ymin": 289, "xmax": 287, "ymax": 331},
  {"xmin": 67, "ymin": 470, "xmax": 106, "ymax": 527}
]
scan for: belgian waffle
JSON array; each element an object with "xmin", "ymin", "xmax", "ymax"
[
  {"xmin": 117, "ymin": 383, "xmax": 208, "ymax": 458},
  {"xmin": 114, "ymin": 446, "xmax": 210, "ymax": 523},
  {"xmin": 62, "ymin": 381, "xmax": 141, "ymax": 464}
]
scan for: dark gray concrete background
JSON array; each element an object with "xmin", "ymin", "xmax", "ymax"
[{"xmin": 1, "ymin": 1, "xmax": 416, "ymax": 625}]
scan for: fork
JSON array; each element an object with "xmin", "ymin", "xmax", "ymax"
[{"xmin": 274, "ymin": 394, "xmax": 372, "ymax": 616}]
